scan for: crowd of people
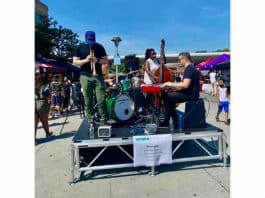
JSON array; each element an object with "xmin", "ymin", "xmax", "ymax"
[
  {"xmin": 48, "ymin": 74, "xmax": 84, "ymax": 118},
  {"xmin": 35, "ymin": 71, "xmax": 84, "ymax": 143}
]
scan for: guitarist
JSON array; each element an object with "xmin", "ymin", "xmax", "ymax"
[{"xmin": 160, "ymin": 52, "xmax": 200, "ymax": 128}]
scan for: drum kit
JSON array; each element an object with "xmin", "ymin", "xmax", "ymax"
[{"xmin": 104, "ymin": 70, "xmax": 145, "ymax": 123}]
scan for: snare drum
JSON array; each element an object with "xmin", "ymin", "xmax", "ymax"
[
  {"xmin": 131, "ymin": 76, "xmax": 141, "ymax": 88},
  {"xmin": 120, "ymin": 80, "xmax": 131, "ymax": 92},
  {"xmin": 106, "ymin": 94, "xmax": 135, "ymax": 121}
]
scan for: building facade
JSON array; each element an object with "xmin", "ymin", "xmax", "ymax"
[{"xmin": 35, "ymin": 0, "xmax": 48, "ymax": 24}]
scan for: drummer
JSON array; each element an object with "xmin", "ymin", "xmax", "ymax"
[{"xmin": 102, "ymin": 63, "xmax": 115, "ymax": 87}]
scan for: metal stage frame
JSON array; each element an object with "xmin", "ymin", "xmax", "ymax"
[{"xmin": 70, "ymin": 119, "xmax": 227, "ymax": 183}]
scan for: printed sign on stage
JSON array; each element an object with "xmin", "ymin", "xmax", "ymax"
[{"xmin": 133, "ymin": 134, "xmax": 172, "ymax": 167}]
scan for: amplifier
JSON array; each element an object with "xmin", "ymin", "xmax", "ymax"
[
  {"xmin": 98, "ymin": 126, "xmax": 112, "ymax": 138},
  {"xmin": 183, "ymin": 99, "xmax": 206, "ymax": 129}
]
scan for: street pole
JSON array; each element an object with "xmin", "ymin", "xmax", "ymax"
[{"xmin": 111, "ymin": 37, "xmax": 122, "ymax": 84}]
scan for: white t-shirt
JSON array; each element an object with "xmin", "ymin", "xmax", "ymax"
[
  {"xmin": 143, "ymin": 58, "xmax": 160, "ymax": 84},
  {"xmin": 218, "ymin": 86, "xmax": 228, "ymax": 102},
  {"xmin": 209, "ymin": 72, "xmax": 216, "ymax": 83}
]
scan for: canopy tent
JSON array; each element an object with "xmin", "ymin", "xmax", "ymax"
[
  {"xmin": 196, "ymin": 57, "xmax": 214, "ymax": 69},
  {"xmin": 199, "ymin": 54, "xmax": 230, "ymax": 70},
  {"xmin": 52, "ymin": 60, "xmax": 80, "ymax": 72},
  {"xmin": 215, "ymin": 60, "xmax": 230, "ymax": 70},
  {"xmin": 35, "ymin": 62, "xmax": 67, "ymax": 73},
  {"xmin": 35, "ymin": 57, "xmax": 80, "ymax": 74}
]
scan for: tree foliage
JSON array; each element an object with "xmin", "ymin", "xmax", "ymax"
[
  {"xmin": 35, "ymin": 17, "xmax": 80, "ymax": 60},
  {"xmin": 215, "ymin": 48, "xmax": 230, "ymax": 52},
  {"xmin": 110, "ymin": 63, "xmax": 126, "ymax": 73}
]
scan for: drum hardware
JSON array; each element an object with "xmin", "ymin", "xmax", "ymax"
[
  {"xmin": 104, "ymin": 78, "xmax": 115, "ymax": 86},
  {"xmin": 105, "ymin": 86, "xmax": 120, "ymax": 97},
  {"xmin": 139, "ymin": 84, "xmax": 166, "ymax": 125},
  {"xmin": 144, "ymin": 123, "xmax": 157, "ymax": 134},
  {"xmin": 127, "ymin": 70, "xmax": 140, "ymax": 79},
  {"xmin": 131, "ymin": 76, "xmax": 144, "ymax": 88},
  {"xmin": 120, "ymin": 79, "xmax": 131, "ymax": 93}
]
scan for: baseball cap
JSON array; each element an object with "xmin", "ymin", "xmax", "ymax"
[{"xmin": 85, "ymin": 31, "xmax": 96, "ymax": 45}]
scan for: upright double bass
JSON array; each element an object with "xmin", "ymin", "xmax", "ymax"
[
  {"xmin": 153, "ymin": 39, "xmax": 173, "ymax": 109},
  {"xmin": 154, "ymin": 39, "xmax": 172, "ymax": 83}
]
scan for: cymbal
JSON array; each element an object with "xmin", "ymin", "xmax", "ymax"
[
  {"xmin": 128, "ymin": 70, "xmax": 140, "ymax": 75},
  {"xmin": 104, "ymin": 78, "xmax": 114, "ymax": 82}
]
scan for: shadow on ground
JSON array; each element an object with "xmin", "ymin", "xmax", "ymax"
[{"xmin": 36, "ymin": 131, "xmax": 75, "ymax": 145}]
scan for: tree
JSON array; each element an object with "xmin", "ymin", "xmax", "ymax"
[
  {"xmin": 35, "ymin": 17, "xmax": 57, "ymax": 58},
  {"xmin": 35, "ymin": 16, "xmax": 80, "ymax": 60},
  {"xmin": 215, "ymin": 48, "xmax": 230, "ymax": 52},
  {"xmin": 110, "ymin": 63, "xmax": 126, "ymax": 73},
  {"xmin": 195, "ymin": 50, "xmax": 207, "ymax": 53},
  {"xmin": 50, "ymin": 25, "xmax": 80, "ymax": 60}
]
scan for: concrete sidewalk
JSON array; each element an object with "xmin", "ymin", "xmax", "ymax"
[{"xmin": 35, "ymin": 92, "xmax": 230, "ymax": 198}]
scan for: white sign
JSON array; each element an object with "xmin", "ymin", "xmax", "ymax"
[
  {"xmin": 114, "ymin": 55, "xmax": 121, "ymax": 65},
  {"xmin": 133, "ymin": 134, "xmax": 172, "ymax": 167}
]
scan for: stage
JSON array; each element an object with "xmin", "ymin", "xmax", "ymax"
[{"xmin": 70, "ymin": 118, "xmax": 227, "ymax": 183}]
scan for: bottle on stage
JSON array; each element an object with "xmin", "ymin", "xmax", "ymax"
[
  {"xmin": 89, "ymin": 123, "xmax": 95, "ymax": 139},
  {"xmin": 178, "ymin": 112, "xmax": 183, "ymax": 131},
  {"xmin": 169, "ymin": 117, "xmax": 174, "ymax": 132}
]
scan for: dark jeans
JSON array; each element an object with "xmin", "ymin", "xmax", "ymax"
[
  {"xmin": 163, "ymin": 92, "xmax": 190, "ymax": 123},
  {"xmin": 131, "ymin": 88, "xmax": 146, "ymax": 109}
]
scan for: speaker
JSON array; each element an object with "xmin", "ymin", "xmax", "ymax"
[
  {"xmin": 125, "ymin": 55, "xmax": 140, "ymax": 72},
  {"xmin": 183, "ymin": 99, "xmax": 206, "ymax": 129},
  {"xmin": 98, "ymin": 126, "xmax": 112, "ymax": 138}
]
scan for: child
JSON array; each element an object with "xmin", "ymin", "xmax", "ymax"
[{"xmin": 216, "ymin": 79, "xmax": 230, "ymax": 125}]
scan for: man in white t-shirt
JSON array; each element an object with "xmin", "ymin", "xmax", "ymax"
[{"xmin": 209, "ymin": 70, "xmax": 217, "ymax": 96}]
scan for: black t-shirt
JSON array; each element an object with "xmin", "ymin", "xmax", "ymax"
[
  {"xmin": 73, "ymin": 43, "xmax": 107, "ymax": 75},
  {"xmin": 179, "ymin": 64, "xmax": 200, "ymax": 100}
]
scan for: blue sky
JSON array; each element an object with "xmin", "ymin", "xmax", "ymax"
[{"xmin": 41, "ymin": 0, "xmax": 230, "ymax": 56}]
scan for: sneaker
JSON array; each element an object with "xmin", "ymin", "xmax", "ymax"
[
  {"xmin": 46, "ymin": 132, "xmax": 53, "ymax": 137},
  {"xmin": 216, "ymin": 117, "xmax": 220, "ymax": 122}
]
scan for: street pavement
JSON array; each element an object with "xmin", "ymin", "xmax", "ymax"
[{"xmin": 35, "ymin": 91, "xmax": 230, "ymax": 198}]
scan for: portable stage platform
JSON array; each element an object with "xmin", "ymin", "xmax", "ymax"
[{"xmin": 70, "ymin": 118, "xmax": 227, "ymax": 183}]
